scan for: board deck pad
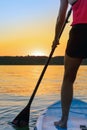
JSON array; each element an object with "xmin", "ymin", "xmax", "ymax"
[{"xmin": 35, "ymin": 99, "xmax": 87, "ymax": 130}]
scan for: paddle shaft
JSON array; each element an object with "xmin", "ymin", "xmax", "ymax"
[
  {"xmin": 12, "ymin": 7, "xmax": 72, "ymax": 127},
  {"xmin": 28, "ymin": 7, "xmax": 72, "ymax": 107}
]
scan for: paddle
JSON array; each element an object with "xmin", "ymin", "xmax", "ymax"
[{"xmin": 12, "ymin": 7, "xmax": 72, "ymax": 128}]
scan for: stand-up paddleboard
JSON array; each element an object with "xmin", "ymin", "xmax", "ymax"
[{"xmin": 35, "ymin": 99, "xmax": 87, "ymax": 130}]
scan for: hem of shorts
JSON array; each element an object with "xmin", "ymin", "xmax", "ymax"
[{"xmin": 66, "ymin": 52, "xmax": 87, "ymax": 59}]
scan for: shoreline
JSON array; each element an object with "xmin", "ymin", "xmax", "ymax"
[{"xmin": 0, "ymin": 56, "xmax": 87, "ymax": 65}]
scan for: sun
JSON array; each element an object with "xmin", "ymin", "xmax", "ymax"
[{"xmin": 31, "ymin": 50, "xmax": 45, "ymax": 56}]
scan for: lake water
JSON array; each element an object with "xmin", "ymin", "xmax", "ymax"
[{"xmin": 0, "ymin": 65, "xmax": 87, "ymax": 130}]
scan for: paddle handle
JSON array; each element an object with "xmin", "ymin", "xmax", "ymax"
[{"xmin": 28, "ymin": 7, "xmax": 72, "ymax": 107}]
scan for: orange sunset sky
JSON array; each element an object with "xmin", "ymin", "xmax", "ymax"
[{"xmin": 0, "ymin": 0, "xmax": 72, "ymax": 56}]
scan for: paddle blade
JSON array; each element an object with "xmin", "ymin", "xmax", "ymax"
[{"xmin": 12, "ymin": 105, "xmax": 30, "ymax": 127}]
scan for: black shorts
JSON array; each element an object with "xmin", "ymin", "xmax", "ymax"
[{"xmin": 66, "ymin": 24, "xmax": 87, "ymax": 58}]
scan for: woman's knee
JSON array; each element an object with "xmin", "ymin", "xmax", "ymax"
[{"xmin": 64, "ymin": 69, "xmax": 77, "ymax": 83}]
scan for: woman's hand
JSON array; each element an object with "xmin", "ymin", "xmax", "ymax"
[{"xmin": 52, "ymin": 39, "xmax": 60, "ymax": 49}]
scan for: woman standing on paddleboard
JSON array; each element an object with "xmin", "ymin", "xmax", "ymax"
[{"xmin": 52, "ymin": 0, "xmax": 87, "ymax": 128}]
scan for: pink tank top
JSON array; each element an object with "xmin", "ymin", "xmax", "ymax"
[{"xmin": 72, "ymin": 0, "xmax": 87, "ymax": 25}]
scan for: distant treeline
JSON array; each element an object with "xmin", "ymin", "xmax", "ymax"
[{"xmin": 0, "ymin": 56, "xmax": 87, "ymax": 65}]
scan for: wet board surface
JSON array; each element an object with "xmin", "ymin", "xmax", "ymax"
[{"xmin": 35, "ymin": 99, "xmax": 87, "ymax": 130}]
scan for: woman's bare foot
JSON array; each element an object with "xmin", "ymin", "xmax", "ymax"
[{"xmin": 54, "ymin": 118, "xmax": 67, "ymax": 128}]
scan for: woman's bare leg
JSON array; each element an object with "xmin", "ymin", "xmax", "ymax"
[{"xmin": 54, "ymin": 54, "xmax": 82, "ymax": 128}]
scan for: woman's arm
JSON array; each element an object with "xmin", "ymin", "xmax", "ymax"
[{"xmin": 52, "ymin": 0, "xmax": 68, "ymax": 49}]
